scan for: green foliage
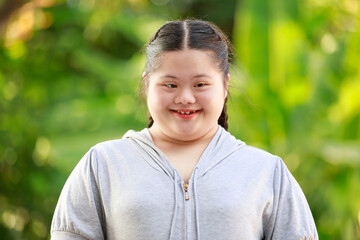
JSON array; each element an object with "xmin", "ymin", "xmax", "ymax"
[
  {"xmin": 231, "ymin": 0, "xmax": 360, "ymax": 239},
  {"xmin": 0, "ymin": 0, "xmax": 359, "ymax": 239}
]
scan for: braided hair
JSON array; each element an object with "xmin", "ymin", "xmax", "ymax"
[{"xmin": 144, "ymin": 19, "xmax": 232, "ymax": 131}]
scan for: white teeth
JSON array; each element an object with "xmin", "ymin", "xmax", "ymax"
[{"xmin": 177, "ymin": 110, "xmax": 197, "ymax": 115}]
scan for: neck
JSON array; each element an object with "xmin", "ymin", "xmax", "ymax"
[{"xmin": 148, "ymin": 125, "xmax": 218, "ymax": 148}]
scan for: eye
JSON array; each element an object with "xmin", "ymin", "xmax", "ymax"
[
  {"xmin": 195, "ymin": 83, "xmax": 206, "ymax": 87},
  {"xmin": 165, "ymin": 83, "xmax": 177, "ymax": 88}
]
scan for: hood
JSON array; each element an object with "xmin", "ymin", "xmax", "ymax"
[{"xmin": 123, "ymin": 126, "xmax": 246, "ymax": 181}]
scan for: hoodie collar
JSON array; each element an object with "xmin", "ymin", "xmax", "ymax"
[
  {"xmin": 195, "ymin": 126, "xmax": 246, "ymax": 177},
  {"xmin": 123, "ymin": 126, "xmax": 246, "ymax": 181}
]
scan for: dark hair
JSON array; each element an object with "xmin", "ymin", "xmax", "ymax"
[{"xmin": 144, "ymin": 19, "xmax": 232, "ymax": 130}]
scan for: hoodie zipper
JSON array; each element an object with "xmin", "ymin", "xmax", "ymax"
[{"xmin": 184, "ymin": 183, "xmax": 190, "ymax": 201}]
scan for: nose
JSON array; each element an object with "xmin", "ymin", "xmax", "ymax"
[{"xmin": 174, "ymin": 87, "xmax": 196, "ymax": 104}]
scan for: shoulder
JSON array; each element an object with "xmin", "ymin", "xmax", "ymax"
[
  {"xmin": 92, "ymin": 138, "xmax": 133, "ymax": 153},
  {"xmin": 223, "ymin": 129, "xmax": 277, "ymax": 162},
  {"xmin": 90, "ymin": 128, "xmax": 149, "ymax": 156},
  {"xmin": 83, "ymin": 128, "xmax": 152, "ymax": 162},
  {"xmin": 233, "ymin": 142, "xmax": 282, "ymax": 168},
  {"xmin": 239, "ymin": 144, "xmax": 277, "ymax": 159},
  {"xmin": 220, "ymin": 130, "xmax": 283, "ymax": 170},
  {"xmin": 77, "ymin": 135, "xmax": 140, "ymax": 169}
]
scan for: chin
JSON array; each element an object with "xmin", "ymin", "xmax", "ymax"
[
  {"xmin": 173, "ymin": 132, "xmax": 199, "ymax": 142},
  {"xmin": 171, "ymin": 126, "xmax": 205, "ymax": 140},
  {"xmin": 173, "ymin": 123, "xmax": 198, "ymax": 133}
]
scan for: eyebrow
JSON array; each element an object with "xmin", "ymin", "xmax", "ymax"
[
  {"xmin": 160, "ymin": 74, "xmax": 178, "ymax": 79},
  {"xmin": 160, "ymin": 74, "xmax": 212, "ymax": 79}
]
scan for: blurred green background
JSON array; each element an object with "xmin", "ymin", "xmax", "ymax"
[{"xmin": 0, "ymin": 0, "xmax": 359, "ymax": 239}]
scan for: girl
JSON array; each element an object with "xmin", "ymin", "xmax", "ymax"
[{"xmin": 51, "ymin": 19, "xmax": 318, "ymax": 240}]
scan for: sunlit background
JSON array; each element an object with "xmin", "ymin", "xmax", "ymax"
[{"xmin": 0, "ymin": 0, "xmax": 359, "ymax": 239}]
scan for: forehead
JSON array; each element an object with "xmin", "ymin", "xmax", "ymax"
[{"xmin": 153, "ymin": 49, "xmax": 221, "ymax": 76}]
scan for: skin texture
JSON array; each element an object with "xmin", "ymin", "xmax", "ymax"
[{"xmin": 145, "ymin": 49, "xmax": 229, "ymax": 182}]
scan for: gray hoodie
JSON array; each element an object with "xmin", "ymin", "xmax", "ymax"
[{"xmin": 51, "ymin": 126, "xmax": 318, "ymax": 240}]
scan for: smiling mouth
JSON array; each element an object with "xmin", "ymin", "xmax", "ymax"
[{"xmin": 173, "ymin": 110, "xmax": 200, "ymax": 115}]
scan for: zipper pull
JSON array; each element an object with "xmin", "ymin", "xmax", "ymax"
[{"xmin": 184, "ymin": 183, "xmax": 190, "ymax": 201}]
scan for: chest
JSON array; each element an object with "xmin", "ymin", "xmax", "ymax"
[
  {"xmin": 100, "ymin": 161, "xmax": 273, "ymax": 240},
  {"xmin": 162, "ymin": 145, "xmax": 206, "ymax": 183}
]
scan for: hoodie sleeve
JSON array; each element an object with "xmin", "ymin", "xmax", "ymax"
[
  {"xmin": 51, "ymin": 148, "xmax": 106, "ymax": 240},
  {"xmin": 264, "ymin": 157, "xmax": 318, "ymax": 240}
]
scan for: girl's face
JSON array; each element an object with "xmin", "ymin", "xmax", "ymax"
[{"xmin": 146, "ymin": 49, "xmax": 229, "ymax": 142}]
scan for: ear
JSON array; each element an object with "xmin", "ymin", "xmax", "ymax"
[
  {"xmin": 142, "ymin": 72, "xmax": 146, "ymax": 79},
  {"xmin": 224, "ymin": 73, "xmax": 230, "ymax": 98}
]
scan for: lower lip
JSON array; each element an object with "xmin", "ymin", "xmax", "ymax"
[{"xmin": 173, "ymin": 111, "xmax": 200, "ymax": 120}]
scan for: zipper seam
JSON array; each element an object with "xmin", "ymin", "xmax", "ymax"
[
  {"xmin": 184, "ymin": 183, "xmax": 190, "ymax": 201},
  {"xmin": 183, "ymin": 182, "xmax": 189, "ymax": 240}
]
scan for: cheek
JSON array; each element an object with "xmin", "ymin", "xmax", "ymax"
[
  {"xmin": 147, "ymin": 87, "xmax": 171, "ymax": 111},
  {"xmin": 200, "ymin": 87, "xmax": 226, "ymax": 102},
  {"xmin": 201, "ymin": 89, "xmax": 226, "ymax": 113}
]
